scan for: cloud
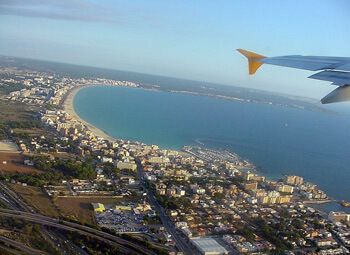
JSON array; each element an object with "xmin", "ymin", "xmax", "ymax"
[{"xmin": 0, "ymin": 0, "xmax": 122, "ymax": 23}]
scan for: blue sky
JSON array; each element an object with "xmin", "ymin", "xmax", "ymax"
[{"xmin": 1, "ymin": 0, "xmax": 350, "ymax": 100}]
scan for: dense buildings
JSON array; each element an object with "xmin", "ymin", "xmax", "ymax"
[
  {"xmin": 1, "ymin": 63, "xmax": 349, "ymax": 254},
  {"xmin": 328, "ymin": 211, "xmax": 350, "ymax": 222}
]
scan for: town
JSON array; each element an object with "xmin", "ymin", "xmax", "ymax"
[{"xmin": 0, "ymin": 59, "xmax": 349, "ymax": 255}]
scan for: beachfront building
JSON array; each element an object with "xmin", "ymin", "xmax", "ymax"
[
  {"xmin": 276, "ymin": 185, "xmax": 294, "ymax": 194},
  {"xmin": 328, "ymin": 211, "xmax": 350, "ymax": 222},
  {"xmin": 283, "ymin": 175, "xmax": 304, "ymax": 185}
]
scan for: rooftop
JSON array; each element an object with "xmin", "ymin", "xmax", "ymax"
[{"xmin": 191, "ymin": 237, "xmax": 229, "ymax": 255}]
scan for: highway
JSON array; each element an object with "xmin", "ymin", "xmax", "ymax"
[
  {"xmin": 0, "ymin": 182, "xmax": 73, "ymax": 254},
  {"xmin": 0, "ymin": 191, "xmax": 22, "ymax": 210},
  {"xmin": 0, "ymin": 182, "xmax": 159, "ymax": 255},
  {"xmin": 52, "ymin": 229, "xmax": 89, "ymax": 255},
  {"xmin": 0, "ymin": 210, "xmax": 140, "ymax": 254},
  {"xmin": 0, "ymin": 244, "xmax": 22, "ymax": 255},
  {"xmin": 0, "ymin": 208, "xmax": 159, "ymax": 255},
  {"xmin": 0, "ymin": 182, "xmax": 74, "ymax": 254},
  {"xmin": 0, "ymin": 182, "xmax": 33, "ymax": 212},
  {"xmin": 40, "ymin": 227, "xmax": 76, "ymax": 255},
  {"xmin": 0, "ymin": 235, "xmax": 46, "ymax": 255}
]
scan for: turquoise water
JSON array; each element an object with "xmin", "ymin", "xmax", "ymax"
[{"xmin": 74, "ymin": 86, "xmax": 350, "ymax": 213}]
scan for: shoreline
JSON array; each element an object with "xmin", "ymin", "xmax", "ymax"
[
  {"xmin": 62, "ymin": 86, "xmax": 348, "ymax": 213},
  {"xmin": 62, "ymin": 85, "xmax": 117, "ymax": 143}
]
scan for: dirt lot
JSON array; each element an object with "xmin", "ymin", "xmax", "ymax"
[
  {"xmin": 0, "ymin": 140, "xmax": 18, "ymax": 152},
  {"xmin": 0, "ymin": 152, "xmax": 41, "ymax": 174},
  {"xmin": 56, "ymin": 197, "xmax": 125, "ymax": 223},
  {"xmin": 8, "ymin": 184, "xmax": 60, "ymax": 218},
  {"xmin": 7, "ymin": 184, "xmax": 124, "ymax": 223}
]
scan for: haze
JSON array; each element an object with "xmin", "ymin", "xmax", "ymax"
[{"xmin": 1, "ymin": 0, "xmax": 349, "ymax": 100}]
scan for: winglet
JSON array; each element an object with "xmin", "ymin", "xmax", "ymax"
[{"xmin": 237, "ymin": 49, "xmax": 266, "ymax": 75}]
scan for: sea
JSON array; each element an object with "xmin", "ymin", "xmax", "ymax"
[{"xmin": 73, "ymin": 86, "xmax": 350, "ymax": 213}]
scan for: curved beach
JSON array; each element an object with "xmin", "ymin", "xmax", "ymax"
[{"xmin": 63, "ymin": 85, "xmax": 117, "ymax": 143}]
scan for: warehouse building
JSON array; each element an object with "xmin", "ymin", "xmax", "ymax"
[{"xmin": 190, "ymin": 237, "xmax": 229, "ymax": 255}]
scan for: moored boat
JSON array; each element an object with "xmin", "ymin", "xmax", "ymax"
[{"xmin": 340, "ymin": 200, "xmax": 350, "ymax": 207}]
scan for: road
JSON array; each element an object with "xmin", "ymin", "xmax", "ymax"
[
  {"xmin": 138, "ymin": 166, "xmax": 194, "ymax": 255},
  {"xmin": 0, "ymin": 181, "xmax": 72, "ymax": 254},
  {"xmin": 0, "ymin": 182, "xmax": 159, "ymax": 255},
  {"xmin": 52, "ymin": 229, "xmax": 89, "ymax": 255},
  {"xmin": 0, "ymin": 210, "xmax": 140, "ymax": 254},
  {"xmin": 0, "ymin": 182, "xmax": 33, "ymax": 212},
  {"xmin": 0, "ymin": 235, "xmax": 46, "ymax": 255},
  {"xmin": 40, "ymin": 227, "xmax": 68, "ymax": 254},
  {"xmin": 0, "ymin": 190, "xmax": 21, "ymax": 210},
  {"xmin": 0, "ymin": 243, "xmax": 23, "ymax": 255},
  {"xmin": 0, "ymin": 181, "xmax": 75, "ymax": 254},
  {"xmin": 145, "ymin": 188, "xmax": 193, "ymax": 255},
  {"xmin": 0, "ymin": 208, "xmax": 159, "ymax": 255}
]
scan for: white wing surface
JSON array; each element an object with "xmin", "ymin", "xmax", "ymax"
[{"xmin": 237, "ymin": 49, "xmax": 350, "ymax": 104}]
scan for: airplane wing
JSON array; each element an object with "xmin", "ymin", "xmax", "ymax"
[{"xmin": 237, "ymin": 49, "xmax": 350, "ymax": 104}]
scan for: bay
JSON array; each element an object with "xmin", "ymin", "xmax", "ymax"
[{"xmin": 74, "ymin": 86, "xmax": 350, "ymax": 213}]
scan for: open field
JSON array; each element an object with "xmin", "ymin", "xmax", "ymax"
[
  {"xmin": 11, "ymin": 128, "xmax": 55, "ymax": 141},
  {"xmin": 56, "ymin": 197, "xmax": 126, "ymax": 223},
  {"xmin": 11, "ymin": 128, "xmax": 51, "ymax": 136},
  {"xmin": 23, "ymin": 152, "xmax": 76, "ymax": 161},
  {"xmin": 0, "ymin": 140, "xmax": 18, "ymax": 152},
  {"xmin": 0, "ymin": 152, "xmax": 41, "ymax": 174},
  {"xmin": 0, "ymin": 100, "xmax": 39, "ymax": 123},
  {"xmin": 8, "ymin": 184, "xmax": 60, "ymax": 217}
]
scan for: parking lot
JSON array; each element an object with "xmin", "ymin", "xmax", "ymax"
[{"xmin": 95, "ymin": 205, "xmax": 148, "ymax": 233}]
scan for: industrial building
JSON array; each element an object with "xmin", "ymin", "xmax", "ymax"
[
  {"xmin": 92, "ymin": 203, "xmax": 105, "ymax": 212},
  {"xmin": 190, "ymin": 237, "xmax": 229, "ymax": 255}
]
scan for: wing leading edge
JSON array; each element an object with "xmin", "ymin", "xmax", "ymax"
[{"xmin": 237, "ymin": 49, "xmax": 350, "ymax": 104}]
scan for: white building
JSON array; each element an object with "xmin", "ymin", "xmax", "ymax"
[
  {"xmin": 190, "ymin": 237, "xmax": 229, "ymax": 255},
  {"xmin": 328, "ymin": 211, "xmax": 350, "ymax": 222}
]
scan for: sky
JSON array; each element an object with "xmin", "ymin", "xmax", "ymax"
[{"xmin": 1, "ymin": 0, "xmax": 350, "ymax": 101}]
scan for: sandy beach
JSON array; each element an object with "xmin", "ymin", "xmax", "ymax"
[{"xmin": 63, "ymin": 85, "xmax": 117, "ymax": 143}]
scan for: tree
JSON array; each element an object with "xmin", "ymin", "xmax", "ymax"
[
  {"xmin": 292, "ymin": 218, "xmax": 304, "ymax": 229},
  {"xmin": 236, "ymin": 228, "xmax": 255, "ymax": 242},
  {"xmin": 32, "ymin": 224, "xmax": 41, "ymax": 233}
]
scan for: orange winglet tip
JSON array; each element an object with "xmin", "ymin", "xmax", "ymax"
[{"xmin": 237, "ymin": 49, "xmax": 266, "ymax": 75}]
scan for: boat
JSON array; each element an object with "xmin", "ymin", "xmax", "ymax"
[{"xmin": 340, "ymin": 200, "xmax": 350, "ymax": 207}]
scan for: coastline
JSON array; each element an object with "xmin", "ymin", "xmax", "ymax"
[
  {"xmin": 62, "ymin": 86, "xmax": 349, "ymax": 212},
  {"xmin": 62, "ymin": 85, "xmax": 117, "ymax": 143}
]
